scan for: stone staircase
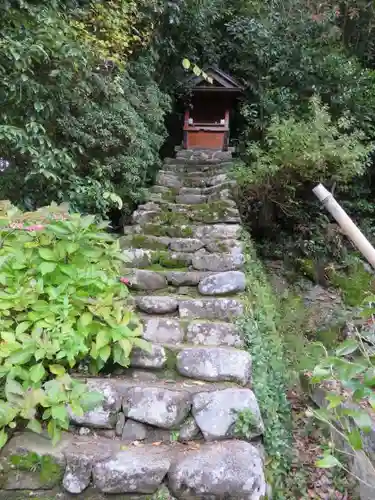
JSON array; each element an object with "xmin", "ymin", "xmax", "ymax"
[{"xmin": 0, "ymin": 150, "xmax": 267, "ymax": 500}]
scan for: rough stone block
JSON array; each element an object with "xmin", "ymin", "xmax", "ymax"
[
  {"xmin": 193, "ymin": 224, "xmax": 242, "ymax": 240},
  {"xmin": 168, "ymin": 441, "xmax": 266, "ymax": 499},
  {"xmin": 192, "ymin": 388, "xmax": 264, "ymax": 440},
  {"xmin": 176, "ymin": 347, "xmax": 251, "ymax": 385},
  {"xmin": 186, "ymin": 321, "xmax": 243, "ymax": 348},
  {"xmin": 179, "ymin": 298, "xmax": 243, "ymax": 321},
  {"xmin": 142, "ymin": 316, "xmax": 185, "ymax": 344},
  {"xmin": 169, "ymin": 238, "xmax": 204, "ymax": 253},
  {"xmin": 123, "ymin": 387, "xmax": 191, "ymax": 429},
  {"xmin": 130, "ymin": 344, "xmax": 167, "ymax": 369},
  {"xmin": 93, "ymin": 448, "xmax": 171, "ymax": 494},
  {"xmin": 192, "ymin": 252, "xmax": 244, "ymax": 272},
  {"xmin": 136, "ymin": 296, "xmax": 178, "ymax": 315}
]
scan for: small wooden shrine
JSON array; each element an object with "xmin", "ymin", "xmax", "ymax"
[{"xmin": 183, "ymin": 67, "xmax": 242, "ymax": 151}]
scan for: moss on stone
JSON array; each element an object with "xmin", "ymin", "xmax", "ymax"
[
  {"xmin": 157, "ymin": 210, "xmax": 191, "ymax": 227},
  {"xmin": 159, "ymin": 255, "xmax": 189, "ymax": 269},
  {"xmin": 165, "ymin": 348, "xmax": 178, "ymax": 371},
  {"xmin": 142, "ymin": 222, "xmax": 193, "ymax": 239},
  {"xmin": 8, "ymin": 452, "xmax": 63, "ymax": 488},
  {"xmin": 142, "ymin": 223, "xmax": 168, "ymax": 237},
  {"xmin": 128, "ymin": 235, "xmax": 168, "ymax": 250},
  {"xmin": 143, "ymin": 263, "xmax": 189, "ymax": 272},
  {"xmin": 168, "ymin": 225, "xmax": 193, "ymax": 238}
]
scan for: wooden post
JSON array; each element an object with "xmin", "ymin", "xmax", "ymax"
[{"xmin": 313, "ymin": 183, "xmax": 375, "ymax": 269}]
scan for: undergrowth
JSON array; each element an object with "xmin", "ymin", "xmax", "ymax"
[{"xmin": 238, "ymin": 235, "xmax": 293, "ymax": 496}]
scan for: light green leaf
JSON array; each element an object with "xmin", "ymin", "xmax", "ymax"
[
  {"xmin": 70, "ymin": 401, "xmax": 84, "ymax": 418},
  {"xmin": 369, "ymin": 394, "xmax": 375, "ymax": 409},
  {"xmin": 99, "ymin": 345, "xmax": 111, "ymax": 362},
  {"xmin": 1, "ymin": 332, "xmax": 15, "ymax": 343},
  {"xmin": 5, "ymin": 378, "xmax": 24, "ymax": 399},
  {"xmin": 66, "ymin": 242, "xmax": 79, "ymax": 254},
  {"xmin": 30, "ymin": 363, "xmax": 46, "ymax": 383},
  {"xmin": 49, "ymin": 364, "xmax": 66, "ymax": 376},
  {"xmin": 38, "ymin": 248, "xmax": 56, "ymax": 261},
  {"xmin": 51, "ymin": 405, "xmax": 68, "ymax": 423},
  {"xmin": 325, "ymin": 393, "xmax": 344, "ymax": 410},
  {"xmin": 335, "ymin": 340, "xmax": 359, "ymax": 357},
  {"xmin": 353, "ymin": 411, "xmax": 373, "ymax": 431},
  {"xmin": 311, "ymin": 365, "xmax": 331, "ymax": 383},
  {"xmin": 119, "ymin": 338, "xmax": 132, "ymax": 358},
  {"xmin": 40, "ymin": 262, "xmax": 57, "ymax": 275},
  {"xmin": 316, "ymin": 454, "xmax": 341, "ymax": 469},
  {"xmin": 15, "ymin": 322, "xmax": 31, "ymax": 335},
  {"xmin": 131, "ymin": 337, "xmax": 152, "ymax": 353},
  {"xmin": 80, "ymin": 391, "xmax": 104, "ymax": 412},
  {"xmin": 47, "ymin": 420, "xmax": 62, "ymax": 446},
  {"xmin": 0, "ymin": 429, "xmax": 8, "ymax": 449},
  {"xmin": 347, "ymin": 428, "xmax": 363, "ymax": 450},
  {"xmin": 80, "ymin": 312, "xmax": 93, "ymax": 328},
  {"xmin": 27, "ymin": 419, "xmax": 42, "ymax": 434},
  {"xmin": 96, "ymin": 330, "xmax": 111, "ymax": 350}
]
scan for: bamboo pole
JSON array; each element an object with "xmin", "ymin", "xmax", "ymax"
[{"xmin": 313, "ymin": 183, "xmax": 375, "ymax": 270}]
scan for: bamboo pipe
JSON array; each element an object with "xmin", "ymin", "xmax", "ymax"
[{"xmin": 313, "ymin": 183, "xmax": 375, "ymax": 270}]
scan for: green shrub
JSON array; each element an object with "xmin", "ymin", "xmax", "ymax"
[
  {"xmin": 0, "ymin": 202, "xmax": 146, "ymax": 447},
  {"xmin": 237, "ymin": 96, "xmax": 371, "ymax": 188},
  {"xmin": 238, "ymin": 236, "xmax": 293, "ymax": 494},
  {"xmin": 0, "ymin": 3, "xmax": 169, "ymax": 216},
  {"xmin": 328, "ymin": 261, "xmax": 375, "ymax": 307},
  {"xmin": 235, "ymin": 97, "xmax": 373, "ymax": 234}
]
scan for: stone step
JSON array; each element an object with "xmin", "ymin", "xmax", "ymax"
[
  {"xmin": 165, "ymin": 156, "xmax": 231, "ymax": 165},
  {"xmin": 134, "ymin": 295, "xmax": 243, "ymax": 316},
  {"xmin": 1, "ymin": 432, "xmax": 266, "ymax": 497},
  {"xmin": 131, "ymin": 203, "xmax": 240, "ymax": 226},
  {"xmin": 121, "ymin": 267, "xmax": 245, "ymax": 295},
  {"xmin": 163, "ymin": 164, "xmax": 230, "ymax": 177},
  {"xmin": 175, "ymin": 149, "xmax": 233, "ymax": 161},
  {"xmin": 122, "ymin": 245, "xmax": 244, "ymax": 271},
  {"xmin": 140, "ymin": 316, "xmax": 244, "ymax": 348},
  {"xmin": 124, "ymin": 223, "xmax": 242, "ymax": 242},
  {"xmin": 155, "ymin": 172, "xmax": 232, "ymax": 190},
  {"xmin": 66, "ymin": 373, "xmax": 261, "ymax": 438}
]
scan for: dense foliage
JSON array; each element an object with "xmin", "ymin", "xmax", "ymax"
[
  {"xmin": 0, "ymin": 201, "xmax": 145, "ymax": 447},
  {"xmin": 0, "ymin": 0, "xmax": 169, "ymax": 217},
  {"xmin": 239, "ymin": 238, "xmax": 293, "ymax": 495}
]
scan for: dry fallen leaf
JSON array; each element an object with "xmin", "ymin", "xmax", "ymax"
[{"xmin": 152, "ymin": 441, "xmax": 162, "ymax": 446}]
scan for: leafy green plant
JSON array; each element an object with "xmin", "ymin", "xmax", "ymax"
[
  {"xmin": 236, "ymin": 96, "xmax": 372, "ymax": 194},
  {"xmin": 238, "ymin": 236, "xmax": 293, "ymax": 495},
  {"xmin": 0, "ymin": 2, "xmax": 169, "ymax": 216},
  {"xmin": 328, "ymin": 261, "xmax": 375, "ymax": 307},
  {"xmin": 234, "ymin": 408, "xmax": 259, "ymax": 440},
  {"xmin": 10, "ymin": 451, "xmax": 62, "ymax": 485},
  {"xmin": 0, "ymin": 202, "xmax": 147, "ymax": 447},
  {"xmin": 309, "ymin": 298, "xmax": 375, "ymax": 490}
]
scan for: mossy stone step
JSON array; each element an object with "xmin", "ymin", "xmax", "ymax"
[
  {"xmin": 131, "ymin": 203, "xmax": 240, "ymax": 226},
  {"xmin": 122, "ymin": 249, "xmax": 193, "ymax": 269},
  {"xmin": 141, "ymin": 315, "xmax": 243, "ymax": 348},
  {"xmin": 0, "ymin": 431, "xmax": 265, "ymax": 498}
]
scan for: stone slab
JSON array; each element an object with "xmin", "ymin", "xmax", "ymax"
[{"xmin": 176, "ymin": 347, "xmax": 252, "ymax": 385}]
